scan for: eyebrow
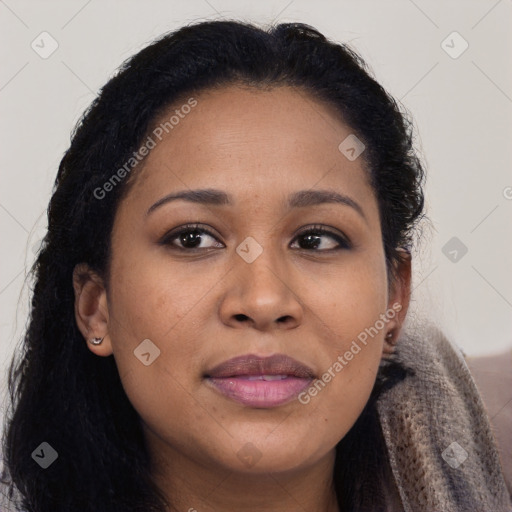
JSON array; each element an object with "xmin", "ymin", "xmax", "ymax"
[{"xmin": 146, "ymin": 188, "xmax": 367, "ymax": 221}]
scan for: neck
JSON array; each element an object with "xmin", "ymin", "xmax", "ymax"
[{"xmin": 147, "ymin": 433, "xmax": 340, "ymax": 512}]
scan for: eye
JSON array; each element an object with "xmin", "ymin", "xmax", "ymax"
[
  {"xmin": 159, "ymin": 223, "xmax": 351, "ymax": 252},
  {"xmin": 159, "ymin": 223, "xmax": 224, "ymax": 251},
  {"xmin": 290, "ymin": 225, "xmax": 351, "ymax": 251}
]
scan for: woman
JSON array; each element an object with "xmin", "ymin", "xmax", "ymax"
[{"xmin": 1, "ymin": 20, "xmax": 510, "ymax": 512}]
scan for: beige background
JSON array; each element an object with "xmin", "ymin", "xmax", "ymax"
[{"xmin": 1, "ymin": 0, "xmax": 511, "ymax": 416}]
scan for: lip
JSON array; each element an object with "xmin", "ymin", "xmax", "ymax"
[
  {"xmin": 204, "ymin": 354, "xmax": 315, "ymax": 408},
  {"xmin": 205, "ymin": 353, "xmax": 316, "ymax": 379}
]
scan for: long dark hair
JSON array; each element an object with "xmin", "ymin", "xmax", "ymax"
[{"xmin": 1, "ymin": 20, "xmax": 425, "ymax": 512}]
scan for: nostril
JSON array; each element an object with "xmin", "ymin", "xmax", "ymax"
[{"xmin": 234, "ymin": 314, "xmax": 249, "ymax": 322}]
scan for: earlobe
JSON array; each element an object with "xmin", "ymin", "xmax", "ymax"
[
  {"xmin": 383, "ymin": 249, "xmax": 412, "ymax": 355},
  {"xmin": 72, "ymin": 263, "xmax": 113, "ymax": 356},
  {"xmin": 383, "ymin": 331, "xmax": 396, "ymax": 355}
]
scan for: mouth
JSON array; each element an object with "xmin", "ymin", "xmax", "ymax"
[{"xmin": 204, "ymin": 354, "xmax": 315, "ymax": 408}]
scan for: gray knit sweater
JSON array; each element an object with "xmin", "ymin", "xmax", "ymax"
[{"xmin": 377, "ymin": 321, "xmax": 512, "ymax": 511}]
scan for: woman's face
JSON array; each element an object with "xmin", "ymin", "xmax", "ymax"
[{"xmin": 77, "ymin": 85, "xmax": 409, "ymax": 478}]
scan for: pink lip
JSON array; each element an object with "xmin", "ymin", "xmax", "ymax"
[
  {"xmin": 204, "ymin": 353, "xmax": 315, "ymax": 408},
  {"xmin": 206, "ymin": 376, "xmax": 313, "ymax": 408}
]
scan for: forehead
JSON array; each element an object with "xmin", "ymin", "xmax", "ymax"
[{"xmin": 121, "ymin": 85, "xmax": 377, "ymax": 217}]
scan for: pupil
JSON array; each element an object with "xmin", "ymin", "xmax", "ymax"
[
  {"xmin": 302, "ymin": 234, "xmax": 320, "ymax": 249},
  {"xmin": 181, "ymin": 230, "xmax": 202, "ymax": 248}
]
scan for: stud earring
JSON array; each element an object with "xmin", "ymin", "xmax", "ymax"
[{"xmin": 89, "ymin": 337, "xmax": 104, "ymax": 345}]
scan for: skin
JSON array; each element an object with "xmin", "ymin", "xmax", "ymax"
[{"xmin": 73, "ymin": 84, "xmax": 411, "ymax": 512}]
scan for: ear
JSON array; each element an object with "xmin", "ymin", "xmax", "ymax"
[
  {"xmin": 72, "ymin": 263, "xmax": 113, "ymax": 357},
  {"xmin": 383, "ymin": 249, "xmax": 412, "ymax": 356}
]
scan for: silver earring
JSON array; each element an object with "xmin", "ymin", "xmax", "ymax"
[{"xmin": 89, "ymin": 337, "xmax": 104, "ymax": 345}]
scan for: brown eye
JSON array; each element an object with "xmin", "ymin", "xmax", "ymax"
[
  {"xmin": 160, "ymin": 223, "xmax": 351, "ymax": 252},
  {"xmin": 291, "ymin": 225, "xmax": 351, "ymax": 251},
  {"xmin": 160, "ymin": 224, "xmax": 224, "ymax": 251}
]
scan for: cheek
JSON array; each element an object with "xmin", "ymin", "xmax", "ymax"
[
  {"xmin": 105, "ymin": 273, "xmax": 232, "ymax": 469},
  {"xmin": 303, "ymin": 250, "xmax": 389, "ymax": 343},
  {"xmin": 105, "ymin": 253, "xmax": 202, "ymax": 406},
  {"xmin": 295, "ymin": 322, "xmax": 383, "ymax": 457},
  {"xmin": 108, "ymin": 247, "xmax": 201, "ymax": 342},
  {"xmin": 107, "ymin": 267, "xmax": 208, "ymax": 446},
  {"xmin": 293, "ymin": 253, "xmax": 388, "ymax": 437}
]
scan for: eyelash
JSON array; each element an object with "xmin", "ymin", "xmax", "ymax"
[{"xmin": 159, "ymin": 223, "xmax": 351, "ymax": 252}]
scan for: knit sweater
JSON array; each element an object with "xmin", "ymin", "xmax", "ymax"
[{"xmin": 377, "ymin": 322, "xmax": 512, "ymax": 511}]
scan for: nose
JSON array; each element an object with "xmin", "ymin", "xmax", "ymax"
[{"xmin": 219, "ymin": 247, "xmax": 304, "ymax": 332}]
